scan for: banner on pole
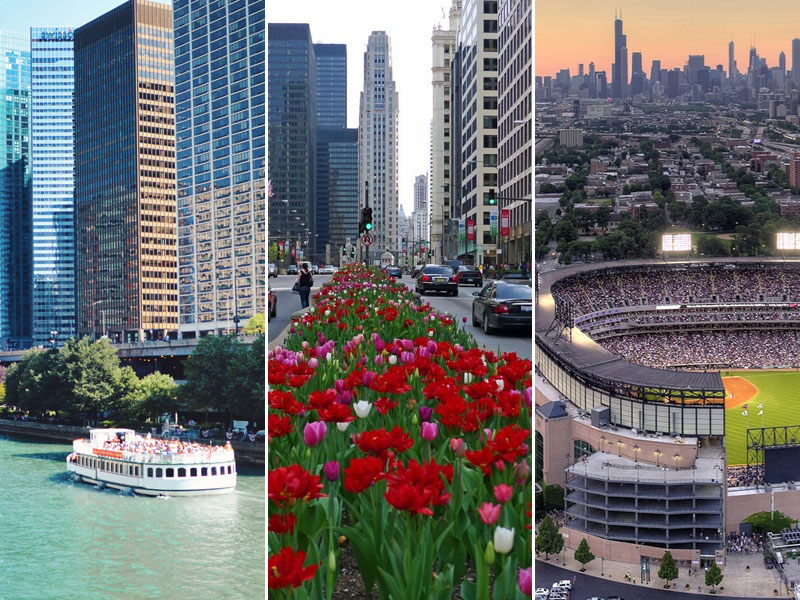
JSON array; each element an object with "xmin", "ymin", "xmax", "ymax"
[
  {"xmin": 501, "ymin": 209, "xmax": 510, "ymax": 237},
  {"xmin": 466, "ymin": 218, "xmax": 475, "ymax": 241}
]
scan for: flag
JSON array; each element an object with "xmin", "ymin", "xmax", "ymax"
[
  {"xmin": 742, "ymin": 410, "xmax": 748, "ymax": 416},
  {"xmin": 758, "ymin": 410, "xmax": 763, "ymax": 416}
]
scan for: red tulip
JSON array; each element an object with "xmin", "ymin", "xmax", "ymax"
[
  {"xmin": 268, "ymin": 546, "xmax": 320, "ymax": 589},
  {"xmin": 493, "ymin": 483, "xmax": 513, "ymax": 503},
  {"xmin": 477, "ymin": 502, "xmax": 501, "ymax": 525}
]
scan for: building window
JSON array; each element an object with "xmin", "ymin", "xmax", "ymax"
[{"xmin": 574, "ymin": 439, "xmax": 595, "ymax": 462}]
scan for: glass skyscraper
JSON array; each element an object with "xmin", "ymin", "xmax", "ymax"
[
  {"xmin": 74, "ymin": 0, "xmax": 177, "ymax": 343},
  {"xmin": 174, "ymin": 0, "xmax": 265, "ymax": 338},
  {"xmin": 0, "ymin": 31, "xmax": 32, "ymax": 350},
  {"xmin": 316, "ymin": 128, "xmax": 358, "ymax": 258},
  {"xmin": 30, "ymin": 27, "xmax": 75, "ymax": 347},
  {"xmin": 314, "ymin": 44, "xmax": 346, "ymax": 129}
]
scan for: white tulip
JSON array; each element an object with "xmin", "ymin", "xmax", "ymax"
[
  {"xmin": 388, "ymin": 354, "xmax": 397, "ymax": 365},
  {"xmin": 493, "ymin": 526, "xmax": 515, "ymax": 554},
  {"xmin": 463, "ymin": 373, "xmax": 473, "ymax": 384},
  {"xmin": 353, "ymin": 401, "xmax": 372, "ymax": 418},
  {"xmin": 495, "ymin": 379, "xmax": 504, "ymax": 392},
  {"xmin": 336, "ymin": 422, "xmax": 350, "ymax": 432}
]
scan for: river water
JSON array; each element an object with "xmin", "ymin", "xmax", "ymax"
[{"xmin": 0, "ymin": 434, "xmax": 265, "ymax": 600}]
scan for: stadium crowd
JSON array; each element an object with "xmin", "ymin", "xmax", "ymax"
[
  {"xmin": 600, "ymin": 331, "xmax": 800, "ymax": 369},
  {"xmin": 727, "ymin": 465, "xmax": 764, "ymax": 488}
]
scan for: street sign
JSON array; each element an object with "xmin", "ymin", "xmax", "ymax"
[{"xmin": 361, "ymin": 234, "xmax": 374, "ymax": 246}]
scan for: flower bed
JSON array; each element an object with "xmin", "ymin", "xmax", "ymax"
[{"xmin": 268, "ymin": 265, "xmax": 532, "ymax": 599}]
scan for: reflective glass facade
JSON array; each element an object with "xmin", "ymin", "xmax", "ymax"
[
  {"xmin": 0, "ymin": 31, "xmax": 32, "ymax": 350},
  {"xmin": 74, "ymin": 0, "xmax": 177, "ymax": 343},
  {"xmin": 175, "ymin": 0, "xmax": 265, "ymax": 337},
  {"xmin": 30, "ymin": 27, "xmax": 75, "ymax": 347},
  {"xmin": 314, "ymin": 44, "xmax": 346, "ymax": 129},
  {"xmin": 316, "ymin": 128, "xmax": 358, "ymax": 255}
]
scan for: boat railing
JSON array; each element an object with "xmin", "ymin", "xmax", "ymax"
[{"xmin": 73, "ymin": 441, "xmax": 234, "ymax": 464}]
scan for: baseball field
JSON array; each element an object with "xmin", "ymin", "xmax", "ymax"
[{"xmin": 723, "ymin": 370, "xmax": 800, "ymax": 466}]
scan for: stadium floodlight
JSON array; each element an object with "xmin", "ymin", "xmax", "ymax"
[
  {"xmin": 662, "ymin": 233, "xmax": 692, "ymax": 252},
  {"xmin": 776, "ymin": 232, "xmax": 800, "ymax": 250}
]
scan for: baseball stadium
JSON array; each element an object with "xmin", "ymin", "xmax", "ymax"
[{"xmin": 535, "ymin": 257, "xmax": 800, "ymax": 573}]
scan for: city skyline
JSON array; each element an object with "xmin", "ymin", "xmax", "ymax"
[
  {"xmin": 536, "ymin": 0, "xmax": 800, "ymax": 78},
  {"xmin": 266, "ymin": 0, "xmax": 453, "ymax": 216}
]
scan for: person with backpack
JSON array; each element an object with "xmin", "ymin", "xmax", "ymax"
[{"xmin": 296, "ymin": 262, "xmax": 314, "ymax": 309}]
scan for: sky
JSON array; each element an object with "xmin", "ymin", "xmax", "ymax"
[
  {"xmin": 536, "ymin": 0, "xmax": 800, "ymax": 79},
  {"xmin": 267, "ymin": 0, "xmax": 454, "ymax": 216},
  {"xmin": 1, "ymin": 0, "xmax": 169, "ymax": 33}
]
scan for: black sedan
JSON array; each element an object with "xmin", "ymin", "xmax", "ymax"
[
  {"xmin": 471, "ymin": 281, "xmax": 532, "ymax": 334},
  {"xmin": 416, "ymin": 265, "xmax": 458, "ymax": 296},
  {"xmin": 287, "ymin": 264, "xmax": 299, "ymax": 275},
  {"xmin": 268, "ymin": 286, "xmax": 277, "ymax": 321},
  {"xmin": 384, "ymin": 266, "xmax": 402, "ymax": 279},
  {"xmin": 457, "ymin": 265, "xmax": 483, "ymax": 287}
]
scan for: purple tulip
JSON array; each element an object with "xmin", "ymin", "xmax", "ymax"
[
  {"xmin": 374, "ymin": 339, "xmax": 386, "ymax": 352},
  {"xmin": 462, "ymin": 316, "xmax": 467, "ymax": 323},
  {"xmin": 427, "ymin": 340, "xmax": 437, "ymax": 354},
  {"xmin": 323, "ymin": 461, "xmax": 340, "ymax": 481},
  {"xmin": 421, "ymin": 422, "xmax": 438, "ymax": 442},
  {"xmin": 418, "ymin": 347, "xmax": 430, "ymax": 359},
  {"xmin": 524, "ymin": 386, "xmax": 533, "ymax": 407},
  {"xmin": 400, "ymin": 351, "xmax": 414, "ymax": 364},
  {"xmin": 419, "ymin": 406, "xmax": 433, "ymax": 422},
  {"xmin": 375, "ymin": 355, "xmax": 384, "ymax": 365},
  {"xmin": 338, "ymin": 390, "xmax": 353, "ymax": 405},
  {"xmin": 517, "ymin": 567, "xmax": 532, "ymax": 596},
  {"xmin": 303, "ymin": 421, "xmax": 327, "ymax": 447},
  {"xmin": 335, "ymin": 379, "xmax": 345, "ymax": 393},
  {"xmin": 362, "ymin": 370, "xmax": 377, "ymax": 387},
  {"xmin": 401, "ymin": 339, "xmax": 413, "ymax": 351}
]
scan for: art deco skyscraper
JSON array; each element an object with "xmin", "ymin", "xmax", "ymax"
[
  {"xmin": 174, "ymin": 0, "xmax": 265, "ymax": 338},
  {"xmin": 74, "ymin": 0, "xmax": 176, "ymax": 343},
  {"xmin": 358, "ymin": 31, "xmax": 399, "ymax": 259},
  {"xmin": 30, "ymin": 27, "xmax": 75, "ymax": 347},
  {"xmin": 0, "ymin": 31, "xmax": 32, "ymax": 350}
]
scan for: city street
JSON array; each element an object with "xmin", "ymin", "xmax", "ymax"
[{"xmin": 267, "ymin": 273, "xmax": 532, "ymax": 359}]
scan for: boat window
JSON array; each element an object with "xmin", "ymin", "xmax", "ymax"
[
  {"xmin": 201, "ymin": 467, "xmax": 208, "ymax": 476},
  {"xmin": 178, "ymin": 468, "xmax": 186, "ymax": 477},
  {"xmin": 156, "ymin": 468, "xmax": 163, "ymax": 478},
  {"xmin": 190, "ymin": 467, "xmax": 197, "ymax": 477},
  {"xmin": 227, "ymin": 465, "xmax": 232, "ymax": 474},
  {"xmin": 134, "ymin": 467, "xmax": 138, "ymax": 477},
  {"xmin": 148, "ymin": 467, "xmax": 153, "ymax": 477},
  {"xmin": 166, "ymin": 468, "xmax": 174, "ymax": 478},
  {"xmin": 211, "ymin": 466, "xmax": 217, "ymax": 476}
]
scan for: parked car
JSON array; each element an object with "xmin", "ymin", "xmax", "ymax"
[
  {"xmin": 287, "ymin": 264, "xmax": 299, "ymax": 275},
  {"xmin": 534, "ymin": 589, "xmax": 550, "ymax": 600},
  {"xmin": 554, "ymin": 580, "xmax": 572, "ymax": 590},
  {"xmin": 765, "ymin": 556, "xmax": 774, "ymax": 569},
  {"xmin": 444, "ymin": 259, "xmax": 462, "ymax": 271},
  {"xmin": 416, "ymin": 264, "xmax": 458, "ymax": 296},
  {"xmin": 384, "ymin": 266, "xmax": 402, "ymax": 279},
  {"xmin": 268, "ymin": 286, "xmax": 277, "ymax": 321},
  {"xmin": 321, "ymin": 265, "xmax": 338, "ymax": 274},
  {"xmin": 412, "ymin": 263, "xmax": 425, "ymax": 278},
  {"xmin": 457, "ymin": 264, "xmax": 483, "ymax": 287},
  {"xmin": 312, "ymin": 264, "xmax": 320, "ymax": 274},
  {"xmin": 472, "ymin": 281, "xmax": 532, "ymax": 334},
  {"xmin": 268, "ymin": 263, "xmax": 278, "ymax": 277}
]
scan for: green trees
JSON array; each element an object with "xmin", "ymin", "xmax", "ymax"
[
  {"xmin": 705, "ymin": 562, "xmax": 723, "ymax": 591},
  {"xmin": 242, "ymin": 313, "xmax": 265, "ymax": 335},
  {"xmin": 743, "ymin": 511, "xmax": 798, "ymax": 534},
  {"xmin": 180, "ymin": 334, "xmax": 265, "ymax": 428},
  {"xmin": 574, "ymin": 539, "xmax": 595, "ymax": 572},
  {"xmin": 534, "ymin": 515, "xmax": 563, "ymax": 560},
  {"xmin": 134, "ymin": 373, "xmax": 180, "ymax": 423},
  {"xmin": 658, "ymin": 551, "xmax": 679, "ymax": 587}
]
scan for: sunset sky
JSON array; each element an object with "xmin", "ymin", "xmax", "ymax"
[{"xmin": 536, "ymin": 1, "xmax": 800, "ymax": 78}]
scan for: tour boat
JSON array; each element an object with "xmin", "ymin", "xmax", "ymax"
[{"xmin": 66, "ymin": 429, "xmax": 236, "ymax": 496}]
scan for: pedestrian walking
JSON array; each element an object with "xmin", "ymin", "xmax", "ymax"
[{"xmin": 296, "ymin": 262, "xmax": 313, "ymax": 309}]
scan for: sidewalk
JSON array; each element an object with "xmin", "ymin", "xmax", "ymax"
[{"xmin": 542, "ymin": 551, "xmax": 793, "ymax": 597}]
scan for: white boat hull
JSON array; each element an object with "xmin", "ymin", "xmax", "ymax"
[{"xmin": 67, "ymin": 463, "xmax": 236, "ymax": 496}]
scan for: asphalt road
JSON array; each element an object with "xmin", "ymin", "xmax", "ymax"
[
  {"xmin": 535, "ymin": 561, "xmax": 769, "ymax": 600},
  {"xmin": 267, "ymin": 274, "xmax": 532, "ymax": 359}
]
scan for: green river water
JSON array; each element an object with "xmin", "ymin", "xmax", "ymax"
[{"xmin": 0, "ymin": 434, "xmax": 265, "ymax": 600}]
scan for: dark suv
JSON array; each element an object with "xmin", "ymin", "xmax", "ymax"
[{"xmin": 416, "ymin": 265, "xmax": 458, "ymax": 296}]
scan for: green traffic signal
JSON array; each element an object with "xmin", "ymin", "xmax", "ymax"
[
  {"xmin": 488, "ymin": 188, "xmax": 497, "ymax": 205},
  {"xmin": 365, "ymin": 222, "xmax": 373, "ymax": 230}
]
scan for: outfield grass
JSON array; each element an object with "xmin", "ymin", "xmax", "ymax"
[{"xmin": 724, "ymin": 370, "xmax": 800, "ymax": 465}]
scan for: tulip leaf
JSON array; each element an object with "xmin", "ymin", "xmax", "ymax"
[{"xmin": 460, "ymin": 579, "xmax": 477, "ymax": 600}]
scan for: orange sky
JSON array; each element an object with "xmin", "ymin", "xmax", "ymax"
[{"xmin": 536, "ymin": 0, "xmax": 800, "ymax": 78}]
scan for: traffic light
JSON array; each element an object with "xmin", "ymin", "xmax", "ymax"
[
  {"xmin": 351, "ymin": 248, "xmax": 356, "ymax": 259},
  {"xmin": 364, "ymin": 207, "xmax": 373, "ymax": 231},
  {"xmin": 487, "ymin": 189, "xmax": 497, "ymax": 206},
  {"xmin": 342, "ymin": 246, "xmax": 347, "ymax": 257},
  {"xmin": 358, "ymin": 219, "xmax": 365, "ymax": 236}
]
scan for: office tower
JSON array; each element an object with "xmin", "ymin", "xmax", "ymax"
[
  {"xmin": 667, "ymin": 68, "xmax": 680, "ymax": 98},
  {"xmin": 174, "ymin": 0, "xmax": 264, "ymax": 338},
  {"xmin": 612, "ymin": 14, "xmax": 627, "ymax": 98},
  {"xmin": 498, "ymin": 0, "xmax": 531, "ymax": 265},
  {"xmin": 316, "ymin": 128, "xmax": 358, "ymax": 260},
  {"xmin": 313, "ymin": 43, "xmax": 348, "ymax": 262},
  {"xmin": 314, "ymin": 44, "xmax": 347, "ymax": 129},
  {"xmin": 431, "ymin": 0, "xmax": 461, "ymax": 264},
  {"xmin": 650, "ymin": 60, "xmax": 661, "ymax": 83},
  {"xmin": 268, "ymin": 24, "xmax": 316, "ymax": 267},
  {"xmin": 780, "ymin": 51, "xmax": 786, "ymax": 75},
  {"xmin": 0, "ymin": 31, "xmax": 31, "ymax": 350},
  {"xmin": 578, "ymin": 63, "xmax": 584, "ymax": 77},
  {"xmin": 729, "ymin": 40, "xmax": 737, "ymax": 82},
  {"xmin": 358, "ymin": 31, "xmax": 399, "ymax": 260},
  {"xmin": 412, "ymin": 174, "xmax": 428, "ymax": 243},
  {"xmin": 455, "ymin": 0, "xmax": 499, "ymax": 266},
  {"xmin": 631, "ymin": 52, "xmax": 642, "ymax": 75},
  {"xmin": 793, "ymin": 39, "xmax": 800, "ymax": 85},
  {"xmin": 630, "ymin": 51, "xmax": 644, "ymax": 94},
  {"xmin": 74, "ymin": 0, "xmax": 176, "ymax": 343},
  {"xmin": 30, "ymin": 27, "xmax": 75, "ymax": 347},
  {"xmin": 596, "ymin": 71, "xmax": 607, "ymax": 98},
  {"xmin": 790, "ymin": 152, "xmax": 800, "ymax": 188}
]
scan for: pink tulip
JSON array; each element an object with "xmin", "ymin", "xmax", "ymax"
[
  {"xmin": 518, "ymin": 567, "xmax": 532, "ymax": 596},
  {"xmin": 462, "ymin": 316, "xmax": 467, "ymax": 323},
  {"xmin": 450, "ymin": 437, "xmax": 466, "ymax": 458},
  {"xmin": 524, "ymin": 386, "xmax": 533, "ymax": 407},
  {"xmin": 514, "ymin": 459, "xmax": 530, "ymax": 485},
  {"xmin": 477, "ymin": 502, "xmax": 501, "ymax": 525},
  {"xmin": 308, "ymin": 357, "xmax": 318, "ymax": 369},
  {"xmin": 303, "ymin": 421, "xmax": 327, "ymax": 447},
  {"xmin": 335, "ymin": 379, "xmax": 345, "ymax": 393},
  {"xmin": 421, "ymin": 422, "xmax": 438, "ymax": 442},
  {"xmin": 323, "ymin": 461, "xmax": 340, "ymax": 481},
  {"xmin": 494, "ymin": 484, "xmax": 513, "ymax": 503}
]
